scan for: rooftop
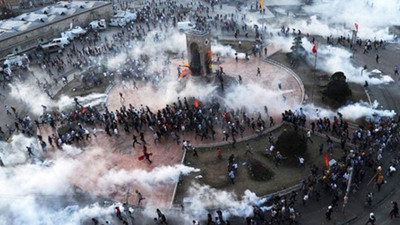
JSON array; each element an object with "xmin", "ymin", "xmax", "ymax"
[{"xmin": 0, "ymin": 1, "xmax": 110, "ymax": 41}]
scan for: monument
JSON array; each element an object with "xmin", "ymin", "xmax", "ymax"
[{"xmin": 185, "ymin": 30, "xmax": 212, "ymax": 76}]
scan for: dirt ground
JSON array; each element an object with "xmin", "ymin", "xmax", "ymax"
[{"xmin": 174, "ymin": 124, "xmax": 345, "ymax": 204}]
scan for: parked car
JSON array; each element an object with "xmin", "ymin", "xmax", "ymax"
[
  {"xmin": 89, "ymin": 19, "xmax": 107, "ymax": 30},
  {"xmin": 70, "ymin": 26, "xmax": 87, "ymax": 36},
  {"xmin": 39, "ymin": 38, "xmax": 70, "ymax": 53}
]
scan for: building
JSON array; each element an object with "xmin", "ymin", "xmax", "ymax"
[{"xmin": 0, "ymin": 1, "xmax": 112, "ymax": 59}]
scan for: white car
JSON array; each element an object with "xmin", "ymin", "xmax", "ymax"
[
  {"xmin": 89, "ymin": 19, "xmax": 107, "ymax": 30},
  {"xmin": 177, "ymin": 21, "xmax": 196, "ymax": 32},
  {"xmin": 39, "ymin": 38, "xmax": 70, "ymax": 53},
  {"xmin": 61, "ymin": 26, "xmax": 87, "ymax": 40},
  {"xmin": 70, "ymin": 26, "xmax": 87, "ymax": 36},
  {"xmin": 50, "ymin": 38, "xmax": 70, "ymax": 47}
]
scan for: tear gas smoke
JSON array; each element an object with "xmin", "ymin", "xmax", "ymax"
[
  {"xmin": 223, "ymin": 81, "xmax": 297, "ymax": 115},
  {"xmin": 212, "ymin": 42, "xmax": 246, "ymax": 59},
  {"xmin": 9, "ymin": 80, "xmax": 108, "ymax": 115},
  {"xmin": 301, "ymin": 100, "xmax": 396, "ymax": 121},
  {"xmin": 303, "ymin": 0, "xmax": 400, "ymax": 40},
  {"xmin": 301, "ymin": 39, "xmax": 393, "ymax": 85},
  {"xmin": 268, "ymin": 35, "xmax": 393, "ymax": 85},
  {"xmin": 180, "ymin": 183, "xmax": 266, "ymax": 220},
  {"xmin": 0, "ymin": 133, "xmax": 200, "ymax": 224},
  {"xmin": 97, "ymin": 164, "xmax": 200, "ymax": 192}
]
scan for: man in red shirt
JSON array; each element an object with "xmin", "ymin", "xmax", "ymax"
[{"xmin": 217, "ymin": 147, "xmax": 222, "ymax": 160}]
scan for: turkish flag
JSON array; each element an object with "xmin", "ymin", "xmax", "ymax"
[
  {"xmin": 354, "ymin": 23, "xmax": 359, "ymax": 31},
  {"xmin": 324, "ymin": 154, "xmax": 329, "ymax": 167},
  {"xmin": 138, "ymin": 153, "xmax": 153, "ymax": 161},
  {"xmin": 178, "ymin": 69, "xmax": 188, "ymax": 81},
  {"xmin": 194, "ymin": 99, "xmax": 199, "ymax": 108},
  {"xmin": 312, "ymin": 43, "xmax": 317, "ymax": 54}
]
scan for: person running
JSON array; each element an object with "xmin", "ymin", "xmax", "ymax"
[
  {"xmin": 390, "ymin": 201, "xmax": 399, "ymax": 219},
  {"xmin": 366, "ymin": 212, "xmax": 376, "ymax": 225},
  {"xmin": 119, "ymin": 92, "xmax": 125, "ymax": 103},
  {"xmin": 136, "ymin": 190, "xmax": 145, "ymax": 206},
  {"xmin": 132, "ymin": 134, "xmax": 141, "ymax": 148},
  {"xmin": 256, "ymin": 67, "xmax": 261, "ymax": 76}
]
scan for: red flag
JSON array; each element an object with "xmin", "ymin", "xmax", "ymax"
[
  {"xmin": 194, "ymin": 99, "xmax": 199, "ymax": 108},
  {"xmin": 312, "ymin": 43, "xmax": 317, "ymax": 54},
  {"xmin": 138, "ymin": 153, "xmax": 153, "ymax": 161},
  {"xmin": 354, "ymin": 23, "xmax": 359, "ymax": 31},
  {"xmin": 324, "ymin": 154, "xmax": 329, "ymax": 167},
  {"xmin": 178, "ymin": 69, "xmax": 188, "ymax": 81}
]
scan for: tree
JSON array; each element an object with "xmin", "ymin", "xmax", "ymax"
[
  {"xmin": 289, "ymin": 36, "xmax": 306, "ymax": 63},
  {"xmin": 323, "ymin": 71, "xmax": 352, "ymax": 104},
  {"xmin": 275, "ymin": 130, "xmax": 307, "ymax": 166}
]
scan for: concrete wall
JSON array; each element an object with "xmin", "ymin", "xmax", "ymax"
[{"xmin": 0, "ymin": 2, "xmax": 112, "ymax": 58}]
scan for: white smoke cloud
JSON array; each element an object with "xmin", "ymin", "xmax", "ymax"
[
  {"xmin": 0, "ymin": 134, "xmax": 36, "ymax": 166},
  {"xmin": 0, "ymin": 132, "xmax": 201, "ymax": 225},
  {"xmin": 106, "ymin": 52, "xmax": 128, "ymax": 70},
  {"xmin": 301, "ymin": 38, "xmax": 394, "ymax": 85},
  {"xmin": 97, "ymin": 164, "xmax": 200, "ymax": 192},
  {"xmin": 9, "ymin": 81, "xmax": 54, "ymax": 115},
  {"xmin": 303, "ymin": 0, "xmax": 400, "ymax": 40},
  {"xmin": 9, "ymin": 79, "xmax": 108, "ymax": 115},
  {"xmin": 268, "ymin": 35, "xmax": 393, "ymax": 85},
  {"xmin": 182, "ymin": 183, "xmax": 266, "ymax": 220},
  {"xmin": 211, "ymin": 42, "xmax": 246, "ymax": 59},
  {"xmin": 129, "ymin": 30, "xmax": 186, "ymax": 60},
  {"xmin": 301, "ymin": 100, "xmax": 396, "ymax": 121},
  {"xmin": 223, "ymin": 81, "xmax": 297, "ymax": 114}
]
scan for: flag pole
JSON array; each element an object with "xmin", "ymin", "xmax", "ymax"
[{"xmin": 311, "ymin": 44, "xmax": 318, "ymax": 102}]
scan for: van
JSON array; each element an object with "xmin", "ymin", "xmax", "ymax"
[{"xmin": 177, "ymin": 21, "xmax": 196, "ymax": 32}]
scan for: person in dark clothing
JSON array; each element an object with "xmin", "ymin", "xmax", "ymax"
[
  {"xmin": 132, "ymin": 134, "xmax": 141, "ymax": 148},
  {"xmin": 390, "ymin": 201, "xmax": 399, "ymax": 219},
  {"xmin": 325, "ymin": 205, "xmax": 333, "ymax": 220}
]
